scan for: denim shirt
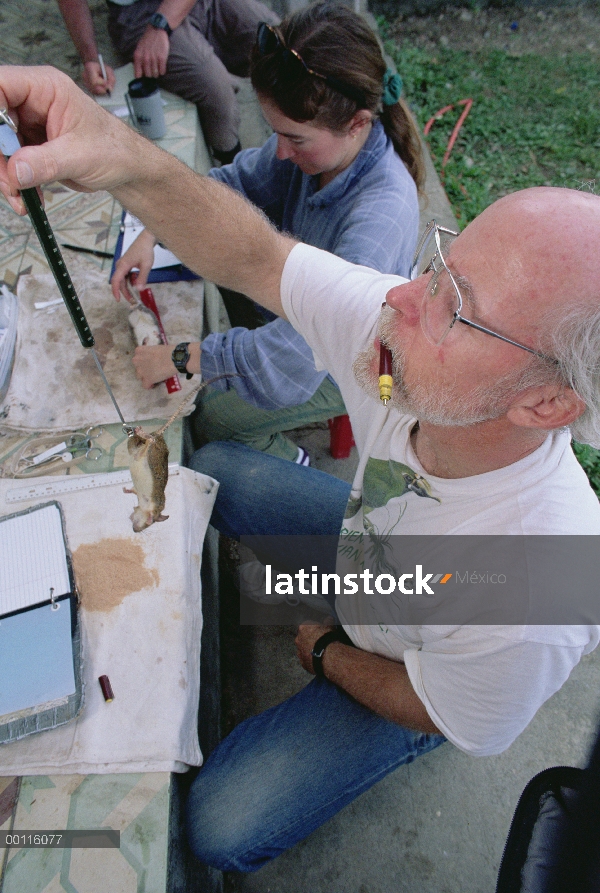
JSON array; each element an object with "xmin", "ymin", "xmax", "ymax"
[{"xmin": 201, "ymin": 120, "xmax": 419, "ymax": 409}]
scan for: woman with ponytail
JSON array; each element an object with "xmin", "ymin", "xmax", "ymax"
[{"xmin": 113, "ymin": 1, "xmax": 423, "ymax": 465}]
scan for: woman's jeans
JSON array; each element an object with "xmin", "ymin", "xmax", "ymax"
[{"xmin": 186, "ymin": 442, "xmax": 446, "ymax": 872}]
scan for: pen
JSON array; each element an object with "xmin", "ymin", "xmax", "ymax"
[
  {"xmin": 61, "ymin": 243, "xmax": 114, "ymax": 259},
  {"xmin": 379, "ymin": 343, "xmax": 393, "ymax": 405},
  {"xmin": 98, "ymin": 54, "xmax": 111, "ymax": 97},
  {"xmin": 378, "ymin": 302, "xmax": 393, "ymax": 406}
]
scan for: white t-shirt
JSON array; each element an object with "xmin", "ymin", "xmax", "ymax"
[{"xmin": 281, "ymin": 243, "xmax": 600, "ymax": 756}]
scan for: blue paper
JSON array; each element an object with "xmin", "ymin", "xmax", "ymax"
[{"xmin": 0, "ymin": 600, "xmax": 76, "ymax": 716}]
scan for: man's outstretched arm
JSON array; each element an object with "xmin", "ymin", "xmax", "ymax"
[{"xmin": 0, "ymin": 65, "xmax": 293, "ymax": 316}]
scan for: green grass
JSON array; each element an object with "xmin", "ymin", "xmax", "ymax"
[
  {"xmin": 572, "ymin": 442, "xmax": 600, "ymax": 496},
  {"xmin": 382, "ymin": 26, "xmax": 600, "ymax": 494},
  {"xmin": 386, "ymin": 37, "xmax": 600, "ymax": 223}
]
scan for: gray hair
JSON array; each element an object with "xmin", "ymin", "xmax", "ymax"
[{"xmin": 546, "ymin": 304, "xmax": 600, "ymax": 448}]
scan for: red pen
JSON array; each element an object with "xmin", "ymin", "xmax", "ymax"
[
  {"xmin": 129, "ymin": 272, "xmax": 182, "ymax": 393},
  {"xmin": 379, "ymin": 343, "xmax": 393, "ymax": 405},
  {"xmin": 378, "ymin": 303, "xmax": 393, "ymax": 405}
]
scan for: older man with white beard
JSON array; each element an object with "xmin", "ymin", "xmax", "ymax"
[{"xmin": 1, "ymin": 65, "xmax": 599, "ymax": 872}]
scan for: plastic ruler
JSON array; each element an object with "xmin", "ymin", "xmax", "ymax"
[{"xmin": 4, "ymin": 464, "xmax": 180, "ymax": 505}]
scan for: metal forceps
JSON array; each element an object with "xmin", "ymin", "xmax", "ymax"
[
  {"xmin": 64, "ymin": 425, "xmax": 104, "ymax": 462},
  {"xmin": 24, "ymin": 427, "xmax": 104, "ymax": 469}
]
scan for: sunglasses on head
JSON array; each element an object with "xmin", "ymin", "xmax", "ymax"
[{"xmin": 256, "ymin": 22, "xmax": 367, "ymax": 108}]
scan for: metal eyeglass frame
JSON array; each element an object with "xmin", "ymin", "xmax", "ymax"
[
  {"xmin": 411, "ymin": 220, "xmax": 556, "ymax": 363},
  {"xmin": 256, "ymin": 22, "xmax": 367, "ymax": 108}
]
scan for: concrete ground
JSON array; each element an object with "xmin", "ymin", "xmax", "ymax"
[{"xmin": 3, "ymin": 4, "xmax": 600, "ymax": 893}]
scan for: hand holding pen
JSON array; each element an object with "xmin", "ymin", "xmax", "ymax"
[{"xmin": 82, "ymin": 56, "xmax": 115, "ymax": 96}]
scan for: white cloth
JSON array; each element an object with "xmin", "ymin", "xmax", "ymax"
[
  {"xmin": 0, "ymin": 259, "xmax": 203, "ymax": 432},
  {"xmin": 281, "ymin": 243, "xmax": 600, "ymax": 756},
  {"xmin": 0, "ymin": 466, "xmax": 218, "ymax": 774}
]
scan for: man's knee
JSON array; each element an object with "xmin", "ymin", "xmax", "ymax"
[
  {"xmin": 163, "ymin": 54, "xmax": 237, "ymax": 118},
  {"xmin": 189, "ymin": 440, "xmax": 237, "ymax": 479},
  {"xmin": 185, "ymin": 750, "xmax": 285, "ymax": 873},
  {"xmin": 189, "ymin": 441, "xmax": 270, "ymax": 491},
  {"xmin": 186, "ymin": 779, "xmax": 254, "ymax": 871}
]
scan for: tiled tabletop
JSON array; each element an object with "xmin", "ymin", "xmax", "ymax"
[{"xmin": 1, "ymin": 775, "xmax": 170, "ymax": 893}]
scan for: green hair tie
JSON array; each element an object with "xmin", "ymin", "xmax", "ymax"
[{"xmin": 382, "ymin": 69, "xmax": 402, "ymax": 106}]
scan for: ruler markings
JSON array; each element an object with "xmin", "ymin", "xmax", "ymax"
[{"xmin": 4, "ymin": 465, "xmax": 180, "ymax": 505}]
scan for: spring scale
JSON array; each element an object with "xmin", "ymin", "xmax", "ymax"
[{"xmin": 0, "ymin": 109, "xmax": 132, "ymax": 433}]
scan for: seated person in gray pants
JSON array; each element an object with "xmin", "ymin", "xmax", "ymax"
[{"xmin": 57, "ymin": 0, "xmax": 279, "ymax": 162}]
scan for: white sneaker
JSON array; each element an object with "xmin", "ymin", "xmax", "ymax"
[
  {"xmin": 238, "ymin": 560, "xmax": 288, "ymax": 605},
  {"xmin": 238, "ymin": 559, "xmax": 331, "ymax": 613},
  {"xmin": 296, "ymin": 447, "xmax": 310, "ymax": 466}
]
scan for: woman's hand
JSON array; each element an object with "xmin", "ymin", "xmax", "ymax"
[
  {"xmin": 132, "ymin": 343, "xmax": 177, "ymax": 389},
  {"xmin": 111, "ymin": 228, "xmax": 157, "ymax": 302},
  {"xmin": 132, "ymin": 340, "xmax": 200, "ymax": 388}
]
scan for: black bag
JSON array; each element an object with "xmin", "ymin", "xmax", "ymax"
[{"xmin": 496, "ymin": 725, "xmax": 600, "ymax": 893}]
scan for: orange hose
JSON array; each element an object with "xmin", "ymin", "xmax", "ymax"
[
  {"xmin": 424, "ymin": 98, "xmax": 473, "ymax": 172},
  {"xmin": 424, "ymin": 104, "xmax": 455, "ymax": 135}
]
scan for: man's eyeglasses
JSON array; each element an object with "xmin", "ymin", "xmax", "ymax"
[
  {"xmin": 256, "ymin": 22, "xmax": 367, "ymax": 108},
  {"xmin": 410, "ymin": 220, "xmax": 556, "ymax": 363}
]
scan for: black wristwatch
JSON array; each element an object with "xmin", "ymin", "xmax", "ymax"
[
  {"xmin": 149, "ymin": 12, "xmax": 173, "ymax": 37},
  {"xmin": 311, "ymin": 627, "xmax": 353, "ymax": 678},
  {"xmin": 172, "ymin": 342, "xmax": 193, "ymax": 379}
]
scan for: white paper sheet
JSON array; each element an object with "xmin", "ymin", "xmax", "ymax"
[
  {"xmin": 121, "ymin": 212, "xmax": 181, "ymax": 270},
  {"xmin": 0, "ymin": 503, "xmax": 70, "ymax": 615}
]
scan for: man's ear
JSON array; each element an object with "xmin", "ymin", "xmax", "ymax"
[
  {"xmin": 507, "ymin": 384, "xmax": 586, "ymax": 430},
  {"xmin": 348, "ymin": 111, "xmax": 372, "ymax": 137}
]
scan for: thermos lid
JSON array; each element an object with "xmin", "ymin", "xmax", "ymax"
[{"xmin": 128, "ymin": 77, "xmax": 159, "ymax": 98}]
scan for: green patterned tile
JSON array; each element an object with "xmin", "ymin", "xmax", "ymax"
[
  {"xmin": 0, "ymin": 421, "xmax": 183, "ymax": 478},
  {"xmin": 0, "ymin": 776, "xmax": 20, "ymax": 881},
  {"xmin": 2, "ymin": 774, "xmax": 169, "ymax": 893},
  {"xmin": 0, "ymin": 0, "xmax": 115, "ymax": 82}
]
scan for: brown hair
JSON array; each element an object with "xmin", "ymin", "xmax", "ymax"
[{"xmin": 251, "ymin": 2, "xmax": 425, "ymax": 191}]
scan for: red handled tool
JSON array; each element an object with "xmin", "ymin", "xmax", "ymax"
[{"xmin": 129, "ymin": 272, "xmax": 181, "ymax": 393}]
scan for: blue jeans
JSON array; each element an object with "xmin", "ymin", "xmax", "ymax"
[
  {"xmin": 186, "ymin": 677, "xmax": 445, "ymax": 872},
  {"xmin": 190, "ymin": 440, "xmax": 352, "ymax": 580},
  {"xmin": 189, "ymin": 441, "xmax": 352, "ymax": 538},
  {"xmin": 186, "ymin": 443, "xmax": 446, "ymax": 871}
]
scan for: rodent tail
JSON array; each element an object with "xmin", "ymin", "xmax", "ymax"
[{"xmin": 154, "ymin": 372, "xmax": 240, "ymax": 437}]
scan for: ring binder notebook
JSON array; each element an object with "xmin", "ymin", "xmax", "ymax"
[{"xmin": 0, "ymin": 501, "xmax": 83, "ymax": 744}]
